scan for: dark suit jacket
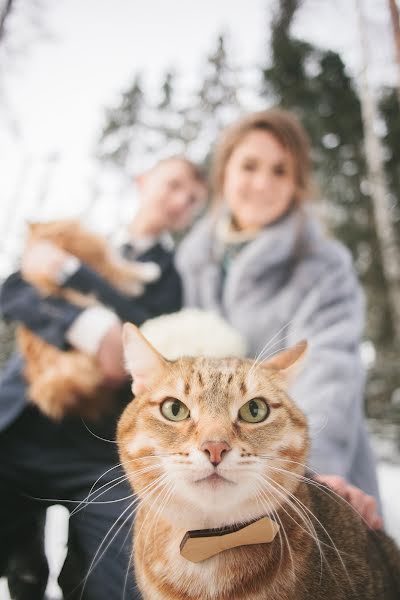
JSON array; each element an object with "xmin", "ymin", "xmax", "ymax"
[{"xmin": 0, "ymin": 243, "xmax": 181, "ymax": 431}]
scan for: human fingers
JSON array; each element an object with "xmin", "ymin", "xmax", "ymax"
[
  {"xmin": 346, "ymin": 485, "xmax": 382, "ymax": 529},
  {"xmin": 316, "ymin": 475, "xmax": 383, "ymax": 530},
  {"xmin": 315, "ymin": 474, "xmax": 348, "ymax": 496},
  {"xmin": 22, "ymin": 241, "xmax": 72, "ymax": 281}
]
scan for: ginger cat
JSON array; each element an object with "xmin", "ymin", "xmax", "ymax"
[
  {"xmin": 118, "ymin": 324, "xmax": 400, "ymax": 600},
  {"xmin": 19, "ymin": 219, "xmax": 159, "ymax": 420}
]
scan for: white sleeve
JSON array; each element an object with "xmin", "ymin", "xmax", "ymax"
[{"xmin": 66, "ymin": 306, "xmax": 120, "ymax": 355}]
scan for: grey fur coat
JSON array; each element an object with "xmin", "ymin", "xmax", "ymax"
[{"xmin": 176, "ymin": 208, "xmax": 379, "ymax": 499}]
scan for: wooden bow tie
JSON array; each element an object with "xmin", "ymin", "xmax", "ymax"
[{"xmin": 180, "ymin": 515, "xmax": 280, "ymax": 563}]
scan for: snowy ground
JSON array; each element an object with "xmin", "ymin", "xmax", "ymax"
[
  {"xmin": 378, "ymin": 462, "xmax": 400, "ymax": 543},
  {"xmin": 1, "ymin": 459, "xmax": 399, "ymax": 600}
]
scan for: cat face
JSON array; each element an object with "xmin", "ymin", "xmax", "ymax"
[{"xmin": 118, "ymin": 324, "xmax": 309, "ymax": 529}]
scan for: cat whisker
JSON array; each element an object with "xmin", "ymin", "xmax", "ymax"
[
  {"xmin": 254, "ymin": 478, "xmax": 296, "ymax": 582},
  {"xmin": 282, "ymin": 491, "xmax": 348, "ymax": 591},
  {"xmin": 79, "ymin": 496, "xmax": 138, "ymax": 600},
  {"xmin": 123, "ymin": 535, "xmax": 136, "ymax": 600},
  {"xmin": 259, "ymin": 455, "xmax": 377, "ymax": 532},
  {"xmin": 78, "ymin": 454, "xmax": 172, "ymax": 511},
  {"xmin": 263, "ymin": 464, "xmax": 355, "ymax": 586},
  {"xmin": 122, "ymin": 520, "xmax": 143, "ymax": 600},
  {"xmin": 24, "ymin": 489, "xmax": 135, "ymax": 508},
  {"xmin": 135, "ymin": 476, "xmax": 172, "ymax": 566},
  {"xmin": 85, "ymin": 460, "xmax": 131, "ymax": 502},
  {"xmin": 73, "ymin": 459, "xmax": 163, "ymax": 509},
  {"xmin": 70, "ymin": 474, "xmax": 130, "ymax": 517},
  {"xmin": 258, "ymin": 454, "xmax": 318, "ymax": 474},
  {"xmin": 255, "ymin": 485, "xmax": 283, "ymax": 568},
  {"xmin": 254, "ymin": 483, "xmax": 286, "ymax": 575},
  {"xmin": 80, "ymin": 418, "xmax": 119, "ymax": 444},
  {"xmin": 256, "ymin": 472, "xmax": 326, "ymax": 583},
  {"xmin": 71, "ymin": 464, "xmax": 164, "ymax": 516},
  {"xmin": 306, "ymin": 412, "xmax": 330, "ymax": 436},
  {"xmin": 71, "ymin": 476, "xmax": 163, "ymax": 515},
  {"xmin": 79, "ymin": 474, "xmax": 170, "ymax": 599},
  {"xmin": 249, "ymin": 320, "xmax": 295, "ymax": 373},
  {"xmin": 251, "ymin": 332, "xmax": 294, "ymax": 371},
  {"xmin": 147, "ymin": 481, "xmax": 176, "ymax": 557},
  {"xmin": 265, "ymin": 472, "xmax": 325, "ymax": 582},
  {"xmin": 259, "ymin": 471, "xmax": 352, "ymax": 590}
]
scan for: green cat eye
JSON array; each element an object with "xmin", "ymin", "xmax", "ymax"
[
  {"xmin": 238, "ymin": 398, "xmax": 270, "ymax": 423},
  {"xmin": 160, "ymin": 398, "xmax": 190, "ymax": 422}
]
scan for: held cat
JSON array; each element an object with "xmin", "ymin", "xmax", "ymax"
[
  {"xmin": 118, "ymin": 323, "xmax": 400, "ymax": 600},
  {"xmin": 19, "ymin": 219, "xmax": 159, "ymax": 420}
]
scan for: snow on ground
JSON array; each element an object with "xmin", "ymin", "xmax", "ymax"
[{"xmin": 378, "ymin": 462, "xmax": 400, "ymax": 544}]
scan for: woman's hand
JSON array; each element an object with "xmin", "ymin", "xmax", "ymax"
[
  {"xmin": 21, "ymin": 241, "xmax": 72, "ymax": 282},
  {"xmin": 96, "ymin": 322, "xmax": 128, "ymax": 386},
  {"xmin": 315, "ymin": 474, "xmax": 383, "ymax": 530}
]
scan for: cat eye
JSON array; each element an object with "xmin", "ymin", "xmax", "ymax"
[
  {"xmin": 160, "ymin": 398, "xmax": 190, "ymax": 422},
  {"xmin": 238, "ymin": 398, "xmax": 270, "ymax": 423}
]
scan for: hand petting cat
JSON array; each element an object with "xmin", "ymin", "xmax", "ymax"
[{"xmin": 315, "ymin": 474, "xmax": 383, "ymax": 530}]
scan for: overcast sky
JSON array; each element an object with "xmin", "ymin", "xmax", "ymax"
[{"xmin": 0, "ymin": 0, "xmax": 397, "ymax": 272}]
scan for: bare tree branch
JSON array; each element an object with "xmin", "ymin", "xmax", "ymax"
[{"xmin": 0, "ymin": 0, "xmax": 14, "ymax": 42}]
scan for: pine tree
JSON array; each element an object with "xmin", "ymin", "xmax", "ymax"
[
  {"xmin": 184, "ymin": 34, "xmax": 243, "ymax": 163},
  {"xmin": 148, "ymin": 70, "xmax": 192, "ymax": 157},
  {"xmin": 151, "ymin": 34, "xmax": 244, "ymax": 163},
  {"xmin": 96, "ymin": 33, "xmax": 245, "ymax": 172},
  {"xmin": 97, "ymin": 75, "xmax": 148, "ymax": 172}
]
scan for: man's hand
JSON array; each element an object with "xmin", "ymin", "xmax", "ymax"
[
  {"xmin": 315, "ymin": 474, "xmax": 383, "ymax": 530},
  {"xmin": 22, "ymin": 241, "xmax": 72, "ymax": 282},
  {"xmin": 96, "ymin": 322, "xmax": 128, "ymax": 386}
]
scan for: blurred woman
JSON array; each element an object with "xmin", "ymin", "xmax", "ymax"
[{"xmin": 176, "ymin": 109, "xmax": 380, "ymax": 506}]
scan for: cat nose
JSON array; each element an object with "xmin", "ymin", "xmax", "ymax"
[{"xmin": 200, "ymin": 441, "xmax": 231, "ymax": 466}]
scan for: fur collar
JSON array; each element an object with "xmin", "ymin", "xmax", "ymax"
[{"xmin": 179, "ymin": 207, "xmax": 323, "ymax": 278}]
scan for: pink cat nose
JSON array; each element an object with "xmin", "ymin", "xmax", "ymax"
[{"xmin": 200, "ymin": 441, "xmax": 231, "ymax": 466}]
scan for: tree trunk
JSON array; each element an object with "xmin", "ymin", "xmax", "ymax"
[
  {"xmin": 0, "ymin": 0, "xmax": 13, "ymax": 42},
  {"xmin": 356, "ymin": 0, "xmax": 400, "ymax": 343},
  {"xmin": 388, "ymin": 0, "xmax": 400, "ymax": 108}
]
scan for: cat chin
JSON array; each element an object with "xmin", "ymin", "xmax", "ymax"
[
  {"xmin": 153, "ymin": 483, "xmax": 280, "ymax": 531},
  {"xmin": 159, "ymin": 495, "xmax": 273, "ymax": 531}
]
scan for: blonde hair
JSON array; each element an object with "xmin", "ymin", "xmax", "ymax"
[{"xmin": 211, "ymin": 109, "xmax": 313, "ymax": 204}]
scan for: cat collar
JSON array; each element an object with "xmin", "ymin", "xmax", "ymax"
[{"xmin": 180, "ymin": 515, "xmax": 280, "ymax": 563}]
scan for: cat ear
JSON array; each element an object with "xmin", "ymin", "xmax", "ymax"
[
  {"xmin": 122, "ymin": 322, "xmax": 166, "ymax": 395},
  {"xmin": 263, "ymin": 340, "xmax": 308, "ymax": 384}
]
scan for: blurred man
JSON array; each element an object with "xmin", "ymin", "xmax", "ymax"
[{"xmin": 0, "ymin": 156, "xmax": 206, "ymax": 600}]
